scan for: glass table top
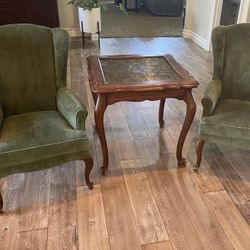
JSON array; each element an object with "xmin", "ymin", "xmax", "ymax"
[{"xmin": 100, "ymin": 57, "xmax": 181, "ymax": 84}]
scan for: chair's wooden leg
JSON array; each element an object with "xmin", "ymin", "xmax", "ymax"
[
  {"xmin": 159, "ymin": 99, "xmax": 166, "ymax": 128},
  {"xmin": 0, "ymin": 191, "xmax": 3, "ymax": 213},
  {"xmin": 84, "ymin": 157, "xmax": 94, "ymax": 190},
  {"xmin": 195, "ymin": 139, "xmax": 205, "ymax": 172}
]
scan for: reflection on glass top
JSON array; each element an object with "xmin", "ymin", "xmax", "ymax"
[{"xmin": 100, "ymin": 57, "xmax": 181, "ymax": 84}]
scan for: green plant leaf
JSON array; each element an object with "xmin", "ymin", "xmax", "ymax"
[{"xmin": 67, "ymin": 0, "xmax": 128, "ymax": 14}]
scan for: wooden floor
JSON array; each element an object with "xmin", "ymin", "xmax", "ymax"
[{"xmin": 1, "ymin": 37, "xmax": 250, "ymax": 250}]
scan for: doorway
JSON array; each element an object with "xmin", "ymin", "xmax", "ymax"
[
  {"xmin": 101, "ymin": 0, "xmax": 185, "ymax": 38},
  {"xmin": 220, "ymin": 0, "xmax": 241, "ymax": 25},
  {"xmin": 213, "ymin": 0, "xmax": 246, "ymax": 28}
]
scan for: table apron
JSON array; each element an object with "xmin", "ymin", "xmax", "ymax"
[{"xmin": 103, "ymin": 89, "xmax": 189, "ymax": 105}]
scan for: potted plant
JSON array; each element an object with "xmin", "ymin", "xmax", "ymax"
[
  {"xmin": 68, "ymin": 0, "xmax": 127, "ymax": 34},
  {"xmin": 68, "ymin": 0, "xmax": 102, "ymax": 33}
]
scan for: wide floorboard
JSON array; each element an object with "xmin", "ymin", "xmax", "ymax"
[{"xmin": 1, "ymin": 37, "xmax": 250, "ymax": 250}]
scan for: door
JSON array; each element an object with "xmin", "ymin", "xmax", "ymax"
[
  {"xmin": 0, "ymin": 0, "xmax": 59, "ymax": 27},
  {"xmin": 220, "ymin": 0, "xmax": 241, "ymax": 25}
]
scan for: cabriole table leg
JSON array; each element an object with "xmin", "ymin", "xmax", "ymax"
[
  {"xmin": 176, "ymin": 91, "xmax": 196, "ymax": 167},
  {"xmin": 94, "ymin": 95, "xmax": 109, "ymax": 175}
]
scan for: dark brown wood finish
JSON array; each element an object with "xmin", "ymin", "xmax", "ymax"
[
  {"xmin": 159, "ymin": 99, "xmax": 166, "ymax": 128},
  {"xmin": 176, "ymin": 90, "xmax": 196, "ymax": 167},
  {"xmin": 0, "ymin": 191, "xmax": 3, "ymax": 212},
  {"xmin": 0, "ymin": 0, "xmax": 22, "ymax": 25},
  {"xmin": 195, "ymin": 139, "xmax": 205, "ymax": 170},
  {"xmin": 83, "ymin": 157, "xmax": 94, "ymax": 189},
  {"xmin": 0, "ymin": 0, "xmax": 59, "ymax": 27},
  {"xmin": 88, "ymin": 55, "xmax": 197, "ymax": 93},
  {"xmin": 87, "ymin": 54, "xmax": 198, "ymax": 173},
  {"xmin": 94, "ymin": 95, "xmax": 108, "ymax": 175}
]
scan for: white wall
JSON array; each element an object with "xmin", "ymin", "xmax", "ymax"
[
  {"xmin": 238, "ymin": 0, "xmax": 250, "ymax": 23},
  {"xmin": 57, "ymin": 0, "xmax": 80, "ymax": 36},
  {"xmin": 183, "ymin": 0, "xmax": 217, "ymax": 51},
  {"xmin": 56, "ymin": 0, "xmax": 250, "ymax": 40},
  {"xmin": 184, "ymin": 0, "xmax": 250, "ymax": 51},
  {"xmin": 248, "ymin": 8, "xmax": 250, "ymax": 22}
]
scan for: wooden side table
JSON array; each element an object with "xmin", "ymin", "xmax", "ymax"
[{"xmin": 87, "ymin": 55, "xmax": 198, "ymax": 175}]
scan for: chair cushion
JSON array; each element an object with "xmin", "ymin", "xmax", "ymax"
[
  {"xmin": 0, "ymin": 111, "xmax": 90, "ymax": 169},
  {"xmin": 200, "ymin": 99, "xmax": 250, "ymax": 141}
]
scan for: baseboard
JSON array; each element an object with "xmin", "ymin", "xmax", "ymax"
[
  {"xmin": 63, "ymin": 28, "xmax": 99, "ymax": 41},
  {"xmin": 182, "ymin": 29, "xmax": 210, "ymax": 51},
  {"xmin": 63, "ymin": 28, "xmax": 81, "ymax": 37},
  {"xmin": 91, "ymin": 33, "xmax": 99, "ymax": 41}
]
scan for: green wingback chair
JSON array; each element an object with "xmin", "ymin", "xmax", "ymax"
[
  {"xmin": 195, "ymin": 23, "xmax": 250, "ymax": 169},
  {"xmin": 0, "ymin": 24, "xmax": 94, "ymax": 212}
]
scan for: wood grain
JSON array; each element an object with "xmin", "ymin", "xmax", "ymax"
[
  {"xmin": 77, "ymin": 185, "xmax": 110, "ymax": 250},
  {"xmin": 220, "ymin": 146, "xmax": 250, "ymax": 181},
  {"xmin": 158, "ymin": 99, "xmax": 224, "ymax": 193},
  {"xmin": 0, "ymin": 174, "xmax": 26, "ymax": 250},
  {"xmin": 206, "ymin": 190, "xmax": 250, "ymax": 249},
  {"xmin": 142, "ymin": 241, "xmax": 173, "ymax": 250},
  {"xmin": 139, "ymin": 107, "xmax": 176, "ymax": 155},
  {"xmin": 14, "ymin": 228, "xmax": 48, "ymax": 250},
  {"xmin": 124, "ymin": 112, "xmax": 151, "ymax": 140},
  {"xmin": 18, "ymin": 170, "xmax": 51, "ymax": 231},
  {"xmin": 204, "ymin": 144, "xmax": 250, "ymax": 224},
  {"xmin": 94, "ymin": 117, "xmax": 125, "ymax": 184},
  {"xmin": 101, "ymin": 181, "xmax": 141, "ymax": 250},
  {"xmin": 134, "ymin": 139, "xmax": 203, "ymax": 249},
  {"xmin": 121, "ymin": 159, "xmax": 169, "ymax": 245},
  {"xmin": 47, "ymin": 164, "xmax": 78, "ymax": 250},
  {"xmin": 164, "ymin": 155, "xmax": 234, "ymax": 249},
  {"xmin": 134, "ymin": 139, "xmax": 162, "ymax": 166},
  {"xmin": 107, "ymin": 103, "xmax": 139, "ymax": 160},
  {"xmin": 145, "ymin": 162, "xmax": 203, "ymax": 250}
]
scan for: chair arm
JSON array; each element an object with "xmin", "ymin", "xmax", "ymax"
[
  {"xmin": 57, "ymin": 87, "xmax": 88, "ymax": 130},
  {"xmin": 201, "ymin": 80, "xmax": 222, "ymax": 116}
]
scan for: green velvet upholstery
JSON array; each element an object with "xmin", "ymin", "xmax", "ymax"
[
  {"xmin": 52, "ymin": 28, "xmax": 70, "ymax": 89},
  {"xmin": 200, "ymin": 99, "xmax": 250, "ymax": 144},
  {"xmin": 0, "ymin": 24, "xmax": 93, "ymax": 201},
  {"xmin": 0, "ymin": 111, "xmax": 90, "ymax": 178},
  {"xmin": 212, "ymin": 24, "xmax": 250, "ymax": 101},
  {"xmin": 57, "ymin": 87, "xmax": 88, "ymax": 130},
  {"xmin": 0, "ymin": 24, "xmax": 57, "ymax": 117},
  {"xmin": 202, "ymin": 80, "xmax": 222, "ymax": 116},
  {"xmin": 198, "ymin": 23, "xmax": 250, "ymax": 154}
]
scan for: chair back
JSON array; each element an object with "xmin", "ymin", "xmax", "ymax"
[
  {"xmin": 212, "ymin": 23, "xmax": 250, "ymax": 101},
  {"xmin": 0, "ymin": 24, "xmax": 69, "ymax": 117}
]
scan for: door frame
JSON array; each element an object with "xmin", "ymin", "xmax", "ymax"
[
  {"xmin": 209, "ymin": 0, "xmax": 250, "ymax": 50},
  {"xmin": 213, "ymin": 0, "xmax": 246, "ymax": 27}
]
